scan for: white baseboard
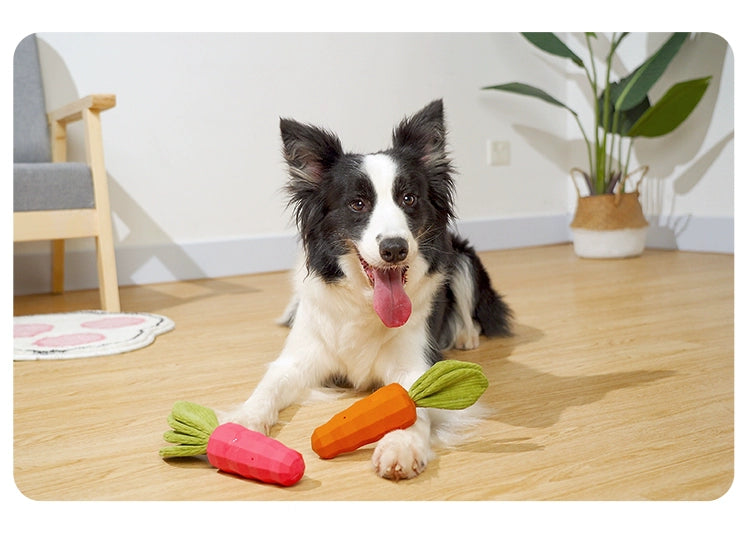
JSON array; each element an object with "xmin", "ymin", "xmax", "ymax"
[
  {"xmin": 13, "ymin": 234, "xmax": 300, "ymax": 296},
  {"xmin": 643, "ymin": 215, "xmax": 734, "ymax": 253},
  {"xmin": 455, "ymin": 214, "xmax": 571, "ymax": 252},
  {"xmin": 456, "ymin": 213, "xmax": 734, "ymax": 254},
  {"xmin": 13, "ymin": 214, "xmax": 732, "ymax": 295}
]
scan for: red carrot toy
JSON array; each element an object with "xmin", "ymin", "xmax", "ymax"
[
  {"xmin": 159, "ymin": 401, "xmax": 305, "ymax": 487},
  {"xmin": 311, "ymin": 359, "xmax": 488, "ymax": 459}
]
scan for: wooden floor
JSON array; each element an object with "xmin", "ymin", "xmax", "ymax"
[{"xmin": 13, "ymin": 244, "xmax": 734, "ymax": 501}]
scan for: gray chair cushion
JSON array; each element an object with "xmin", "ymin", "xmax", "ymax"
[
  {"xmin": 14, "ymin": 35, "xmax": 95, "ymax": 213},
  {"xmin": 14, "ymin": 34, "xmax": 51, "ymax": 164},
  {"xmin": 14, "ymin": 163, "xmax": 95, "ymax": 211}
]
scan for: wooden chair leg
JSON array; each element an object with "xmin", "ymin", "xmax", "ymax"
[
  {"xmin": 96, "ymin": 234, "xmax": 120, "ymax": 312},
  {"xmin": 51, "ymin": 239, "xmax": 65, "ymax": 294},
  {"xmin": 84, "ymin": 106, "xmax": 121, "ymax": 313}
]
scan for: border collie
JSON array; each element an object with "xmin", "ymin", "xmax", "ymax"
[{"xmin": 227, "ymin": 100, "xmax": 511, "ymax": 480}]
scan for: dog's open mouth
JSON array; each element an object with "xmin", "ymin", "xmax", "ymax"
[{"xmin": 359, "ymin": 256, "xmax": 412, "ymax": 328}]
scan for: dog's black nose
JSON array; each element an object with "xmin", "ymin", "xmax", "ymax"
[{"xmin": 379, "ymin": 237, "xmax": 409, "ymax": 263}]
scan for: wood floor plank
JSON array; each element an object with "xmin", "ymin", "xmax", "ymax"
[{"xmin": 13, "ymin": 244, "xmax": 733, "ymax": 500}]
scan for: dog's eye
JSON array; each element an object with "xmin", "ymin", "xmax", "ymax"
[
  {"xmin": 402, "ymin": 194, "xmax": 417, "ymax": 207},
  {"xmin": 349, "ymin": 198, "xmax": 369, "ymax": 212}
]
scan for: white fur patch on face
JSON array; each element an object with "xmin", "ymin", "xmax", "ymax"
[{"xmin": 359, "ymin": 154, "xmax": 415, "ymax": 266}]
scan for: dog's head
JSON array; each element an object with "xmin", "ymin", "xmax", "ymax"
[{"xmin": 280, "ymin": 100, "xmax": 455, "ymax": 327}]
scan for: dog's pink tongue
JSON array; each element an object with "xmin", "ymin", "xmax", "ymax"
[{"xmin": 372, "ymin": 268, "xmax": 412, "ymax": 328}]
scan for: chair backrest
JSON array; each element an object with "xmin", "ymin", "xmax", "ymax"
[{"xmin": 14, "ymin": 34, "xmax": 51, "ymax": 164}]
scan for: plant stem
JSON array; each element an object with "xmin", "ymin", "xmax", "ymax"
[
  {"xmin": 573, "ymin": 114, "xmax": 594, "ymax": 183},
  {"xmin": 609, "ymin": 109, "xmax": 621, "ymax": 180},
  {"xmin": 598, "ymin": 34, "xmax": 621, "ymax": 195},
  {"xmin": 608, "ymin": 127, "xmax": 618, "ymax": 185},
  {"xmin": 585, "ymin": 33, "xmax": 602, "ymax": 194},
  {"xmin": 624, "ymin": 139, "xmax": 634, "ymax": 181}
]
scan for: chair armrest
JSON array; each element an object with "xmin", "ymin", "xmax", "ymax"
[{"xmin": 47, "ymin": 94, "xmax": 116, "ymax": 125}]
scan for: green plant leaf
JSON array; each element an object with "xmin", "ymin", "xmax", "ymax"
[
  {"xmin": 612, "ymin": 32, "xmax": 689, "ymax": 112},
  {"xmin": 626, "ymin": 76, "xmax": 711, "ymax": 138},
  {"xmin": 482, "ymin": 82, "xmax": 578, "ymax": 116},
  {"xmin": 598, "ymin": 89, "xmax": 651, "ymax": 134},
  {"xmin": 522, "ymin": 33, "xmax": 584, "ymax": 68}
]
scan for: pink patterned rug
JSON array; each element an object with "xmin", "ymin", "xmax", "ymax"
[{"xmin": 14, "ymin": 311, "xmax": 174, "ymax": 360}]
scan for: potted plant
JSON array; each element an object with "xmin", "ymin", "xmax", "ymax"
[{"xmin": 483, "ymin": 32, "xmax": 711, "ymax": 258}]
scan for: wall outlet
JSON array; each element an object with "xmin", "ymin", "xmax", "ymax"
[{"xmin": 487, "ymin": 140, "xmax": 510, "ymax": 166}]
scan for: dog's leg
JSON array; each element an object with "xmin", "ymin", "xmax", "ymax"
[
  {"xmin": 370, "ymin": 364, "xmax": 435, "ymax": 480},
  {"xmin": 372, "ymin": 408, "xmax": 434, "ymax": 480},
  {"xmin": 445, "ymin": 240, "xmax": 513, "ymax": 350},
  {"xmin": 276, "ymin": 293, "xmax": 299, "ymax": 328},
  {"xmin": 224, "ymin": 360, "xmax": 301, "ymax": 434},
  {"xmin": 451, "ymin": 255, "xmax": 481, "ymax": 350},
  {"xmin": 219, "ymin": 358, "xmax": 305, "ymax": 434},
  {"xmin": 220, "ymin": 334, "xmax": 332, "ymax": 434},
  {"xmin": 275, "ymin": 255, "xmax": 305, "ymax": 328}
]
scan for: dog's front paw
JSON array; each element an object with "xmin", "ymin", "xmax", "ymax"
[
  {"xmin": 454, "ymin": 319, "xmax": 481, "ymax": 350},
  {"xmin": 216, "ymin": 405, "xmax": 275, "ymax": 435},
  {"xmin": 372, "ymin": 429, "xmax": 434, "ymax": 480}
]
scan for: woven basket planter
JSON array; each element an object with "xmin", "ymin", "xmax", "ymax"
[{"xmin": 570, "ymin": 167, "xmax": 649, "ymax": 259}]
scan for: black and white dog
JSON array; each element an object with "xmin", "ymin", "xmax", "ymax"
[{"xmin": 228, "ymin": 100, "xmax": 511, "ymax": 480}]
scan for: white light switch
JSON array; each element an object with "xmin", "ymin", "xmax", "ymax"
[{"xmin": 487, "ymin": 140, "xmax": 510, "ymax": 166}]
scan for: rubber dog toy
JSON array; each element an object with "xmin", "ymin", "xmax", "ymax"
[
  {"xmin": 159, "ymin": 401, "xmax": 305, "ymax": 486},
  {"xmin": 311, "ymin": 359, "xmax": 488, "ymax": 459}
]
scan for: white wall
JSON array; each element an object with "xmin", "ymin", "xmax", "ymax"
[{"xmin": 13, "ymin": 32, "xmax": 733, "ymax": 294}]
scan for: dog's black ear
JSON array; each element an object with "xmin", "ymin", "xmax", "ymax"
[
  {"xmin": 392, "ymin": 100, "xmax": 455, "ymax": 220},
  {"xmin": 280, "ymin": 119, "xmax": 344, "ymax": 265},
  {"xmin": 280, "ymin": 118, "xmax": 343, "ymax": 186},
  {"xmin": 391, "ymin": 99, "xmax": 447, "ymax": 164}
]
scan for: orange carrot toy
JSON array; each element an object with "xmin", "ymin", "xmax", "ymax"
[
  {"xmin": 159, "ymin": 401, "xmax": 305, "ymax": 486},
  {"xmin": 311, "ymin": 360, "xmax": 488, "ymax": 459}
]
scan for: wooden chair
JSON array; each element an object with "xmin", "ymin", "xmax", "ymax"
[{"xmin": 14, "ymin": 34, "xmax": 120, "ymax": 311}]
